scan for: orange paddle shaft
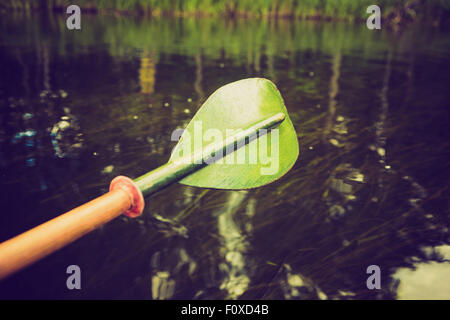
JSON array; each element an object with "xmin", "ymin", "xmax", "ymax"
[{"xmin": 0, "ymin": 176, "xmax": 144, "ymax": 280}]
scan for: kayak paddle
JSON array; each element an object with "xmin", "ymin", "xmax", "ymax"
[{"xmin": 0, "ymin": 78, "xmax": 299, "ymax": 280}]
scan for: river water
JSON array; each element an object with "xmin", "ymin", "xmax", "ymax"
[{"xmin": 0, "ymin": 14, "xmax": 449, "ymax": 299}]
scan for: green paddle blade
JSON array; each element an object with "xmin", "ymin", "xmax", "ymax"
[{"xmin": 169, "ymin": 78, "xmax": 299, "ymax": 189}]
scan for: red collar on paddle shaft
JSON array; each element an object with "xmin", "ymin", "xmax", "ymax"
[{"xmin": 110, "ymin": 176, "xmax": 145, "ymax": 218}]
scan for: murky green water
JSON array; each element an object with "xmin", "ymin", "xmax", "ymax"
[{"xmin": 0, "ymin": 14, "xmax": 449, "ymax": 299}]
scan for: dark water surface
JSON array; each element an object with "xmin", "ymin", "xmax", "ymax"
[{"xmin": 0, "ymin": 14, "xmax": 449, "ymax": 299}]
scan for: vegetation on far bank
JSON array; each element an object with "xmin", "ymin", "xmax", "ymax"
[{"xmin": 2, "ymin": 0, "xmax": 450, "ymax": 25}]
